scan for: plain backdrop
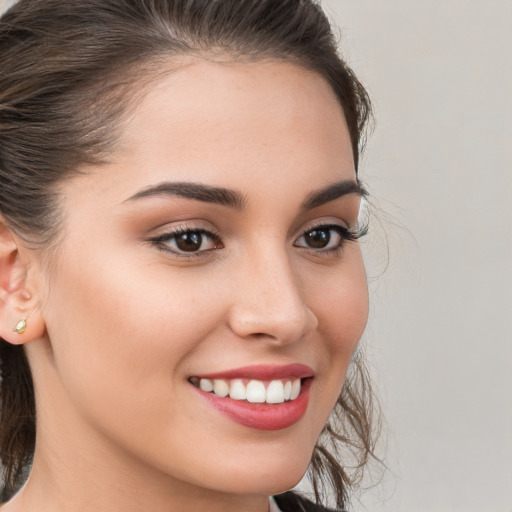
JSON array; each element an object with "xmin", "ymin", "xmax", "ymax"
[
  {"xmin": 322, "ymin": 1, "xmax": 512, "ymax": 511},
  {"xmin": 1, "ymin": 0, "xmax": 511, "ymax": 511}
]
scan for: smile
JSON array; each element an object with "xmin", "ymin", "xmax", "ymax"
[
  {"xmin": 188, "ymin": 364, "xmax": 314, "ymax": 430},
  {"xmin": 189, "ymin": 377, "xmax": 302, "ymax": 404}
]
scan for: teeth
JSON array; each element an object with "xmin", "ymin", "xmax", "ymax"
[
  {"xmin": 229, "ymin": 379, "xmax": 246, "ymax": 400},
  {"xmin": 284, "ymin": 381, "xmax": 292, "ymax": 400},
  {"xmin": 246, "ymin": 380, "xmax": 266, "ymax": 403},
  {"xmin": 290, "ymin": 379, "xmax": 301, "ymax": 400},
  {"xmin": 213, "ymin": 379, "xmax": 229, "ymax": 397},
  {"xmin": 192, "ymin": 377, "xmax": 303, "ymax": 404},
  {"xmin": 266, "ymin": 380, "xmax": 285, "ymax": 403},
  {"xmin": 199, "ymin": 378, "xmax": 213, "ymax": 392}
]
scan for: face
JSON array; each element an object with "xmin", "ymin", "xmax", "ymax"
[{"xmin": 31, "ymin": 60, "xmax": 368, "ymax": 497}]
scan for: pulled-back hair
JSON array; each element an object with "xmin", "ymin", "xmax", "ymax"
[{"xmin": 0, "ymin": 0, "xmax": 378, "ymax": 509}]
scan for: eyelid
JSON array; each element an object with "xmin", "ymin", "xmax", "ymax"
[
  {"xmin": 293, "ymin": 220, "xmax": 367, "ymax": 254},
  {"xmin": 147, "ymin": 223, "xmax": 223, "ymax": 258},
  {"xmin": 298, "ymin": 219, "xmax": 366, "ymax": 240}
]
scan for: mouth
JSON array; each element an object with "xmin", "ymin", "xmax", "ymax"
[
  {"xmin": 188, "ymin": 364, "xmax": 314, "ymax": 431},
  {"xmin": 189, "ymin": 376, "xmax": 306, "ymax": 404}
]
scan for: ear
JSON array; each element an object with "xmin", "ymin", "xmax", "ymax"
[{"xmin": 0, "ymin": 219, "xmax": 46, "ymax": 345}]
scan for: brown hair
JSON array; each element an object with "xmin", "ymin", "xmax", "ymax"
[{"xmin": 0, "ymin": 0, "xmax": 379, "ymax": 509}]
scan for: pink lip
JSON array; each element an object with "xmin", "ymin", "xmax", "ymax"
[
  {"xmin": 192, "ymin": 363, "xmax": 314, "ymax": 381},
  {"xmin": 190, "ymin": 364, "xmax": 314, "ymax": 431}
]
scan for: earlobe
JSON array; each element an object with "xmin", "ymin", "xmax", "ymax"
[
  {"xmin": 6, "ymin": 313, "xmax": 46, "ymax": 345},
  {"xmin": 13, "ymin": 318, "xmax": 28, "ymax": 335},
  {"xmin": 0, "ymin": 220, "xmax": 46, "ymax": 345}
]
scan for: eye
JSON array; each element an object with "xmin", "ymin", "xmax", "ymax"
[
  {"xmin": 149, "ymin": 227, "xmax": 222, "ymax": 256},
  {"xmin": 294, "ymin": 224, "xmax": 359, "ymax": 253}
]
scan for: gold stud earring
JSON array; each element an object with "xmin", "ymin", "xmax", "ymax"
[{"xmin": 13, "ymin": 318, "xmax": 27, "ymax": 334}]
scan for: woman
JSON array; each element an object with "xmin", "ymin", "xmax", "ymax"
[{"xmin": 0, "ymin": 1, "xmax": 378, "ymax": 511}]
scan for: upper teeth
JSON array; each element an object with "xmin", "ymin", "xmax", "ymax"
[{"xmin": 192, "ymin": 377, "xmax": 301, "ymax": 404}]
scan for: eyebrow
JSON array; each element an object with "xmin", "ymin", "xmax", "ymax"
[
  {"xmin": 125, "ymin": 181, "xmax": 246, "ymax": 209},
  {"xmin": 300, "ymin": 180, "xmax": 367, "ymax": 211},
  {"xmin": 125, "ymin": 179, "xmax": 365, "ymax": 211}
]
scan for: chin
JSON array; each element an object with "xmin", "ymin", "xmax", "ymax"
[
  {"xmin": 199, "ymin": 449, "xmax": 312, "ymax": 496},
  {"xmin": 254, "ymin": 472, "xmax": 306, "ymax": 496},
  {"xmin": 213, "ymin": 472, "xmax": 307, "ymax": 497}
]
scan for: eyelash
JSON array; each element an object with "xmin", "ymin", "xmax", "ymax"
[
  {"xmin": 293, "ymin": 222, "xmax": 366, "ymax": 255},
  {"xmin": 148, "ymin": 222, "xmax": 366, "ymax": 258},
  {"xmin": 149, "ymin": 226, "xmax": 223, "ymax": 257}
]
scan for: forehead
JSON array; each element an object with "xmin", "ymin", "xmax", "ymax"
[
  {"xmin": 114, "ymin": 59, "xmax": 354, "ymax": 183},
  {"xmin": 63, "ymin": 59, "xmax": 357, "ymax": 223}
]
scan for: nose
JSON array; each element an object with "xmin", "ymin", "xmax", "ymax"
[{"xmin": 227, "ymin": 250, "xmax": 318, "ymax": 345}]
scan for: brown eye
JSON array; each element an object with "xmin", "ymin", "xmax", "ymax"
[
  {"xmin": 303, "ymin": 228, "xmax": 331, "ymax": 249},
  {"xmin": 175, "ymin": 232, "xmax": 203, "ymax": 252},
  {"xmin": 151, "ymin": 228, "xmax": 222, "ymax": 256},
  {"xmin": 294, "ymin": 224, "xmax": 351, "ymax": 253}
]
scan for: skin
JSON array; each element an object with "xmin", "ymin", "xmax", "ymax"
[{"xmin": 0, "ymin": 60, "xmax": 368, "ymax": 512}]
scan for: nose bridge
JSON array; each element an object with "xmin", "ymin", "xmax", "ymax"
[{"xmin": 228, "ymin": 242, "xmax": 317, "ymax": 343}]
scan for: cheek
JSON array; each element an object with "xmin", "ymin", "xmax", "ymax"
[
  {"xmin": 314, "ymin": 249, "xmax": 369, "ymax": 356},
  {"xmin": 41, "ymin": 249, "xmax": 224, "ymax": 421},
  {"xmin": 305, "ymin": 248, "xmax": 368, "ymax": 419}
]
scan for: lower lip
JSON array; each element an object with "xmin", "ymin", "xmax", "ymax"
[{"xmin": 192, "ymin": 379, "xmax": 312, "ymax": 431}]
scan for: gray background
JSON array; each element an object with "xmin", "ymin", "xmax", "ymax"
[
  {"xmin": 1, "ymin": 0, "xmax": 511, "ymax": 510},
  {"xmin": 322, "ymin": 1, "xmax": 512, "ymax": 511}
]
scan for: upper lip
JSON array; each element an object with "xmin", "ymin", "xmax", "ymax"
[{"xmin": 191, "ymin": 363, "xmax": 314, "ymax": 381}]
